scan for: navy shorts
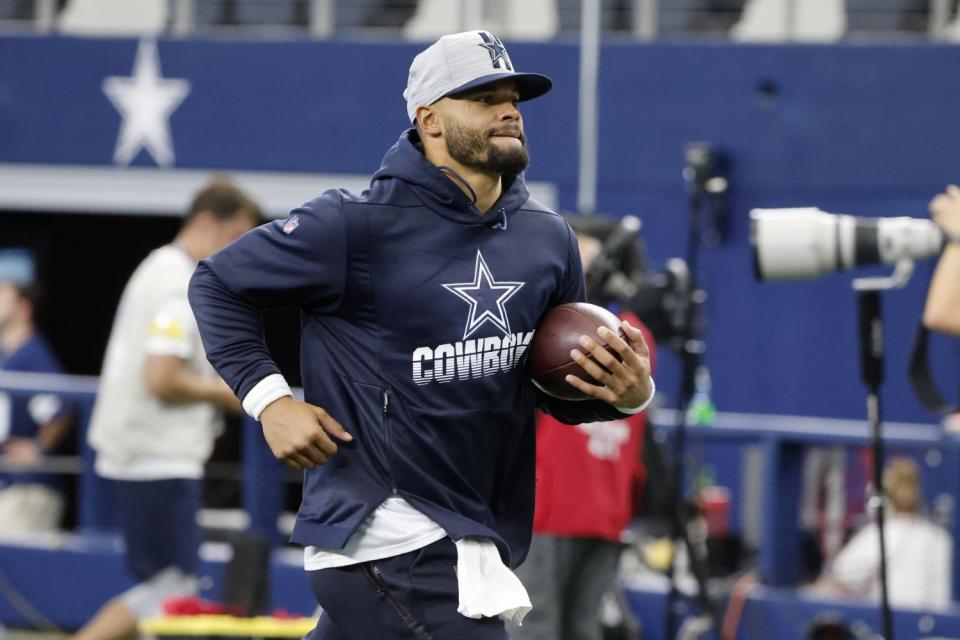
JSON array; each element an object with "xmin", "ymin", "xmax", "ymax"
[
  {"xmin": 306, "ymin": 538, "xmax": 509, "ymax": 640},
  {"xmin": 111, "ymin": 478, "xmax": 202, "ymax": 582}
]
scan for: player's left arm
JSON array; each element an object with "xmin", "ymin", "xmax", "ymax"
[{"xmin": 535, "ymin": 222, "xmax": 655, "ymax": 422}]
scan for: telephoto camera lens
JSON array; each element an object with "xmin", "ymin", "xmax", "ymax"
[{"xmin": 750, "ymin": 208, "xmax": 944, "ymax": 281}]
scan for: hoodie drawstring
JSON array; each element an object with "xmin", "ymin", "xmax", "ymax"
[
  {"xmin": 492, "ymin": 208, "xmax": 508, "ymax": 231},
  {"xmin": 437, "ymin": 164, "xmax": 508, "ymax": 230},
  {"xmin": 438, "ymin": 166, "xmax": 478, "ymax": 206}
]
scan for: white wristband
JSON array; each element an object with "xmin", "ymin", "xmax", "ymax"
[
  {"xmin": 242, "ymin": 374, "xmax": 294, "ymax": 420},
  {"xmin": 615, "ymin": 378, "xmax": 656, "ymax": 415}
]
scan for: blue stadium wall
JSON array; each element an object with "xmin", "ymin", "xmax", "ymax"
[{"xmin": 2, "ymin": 35, "xmax": 959, "ymax": 424}]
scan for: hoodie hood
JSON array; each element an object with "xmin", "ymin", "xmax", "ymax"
[{"xmin": 371, "ymin": 129, "xmax": 531, "ymax": 227}]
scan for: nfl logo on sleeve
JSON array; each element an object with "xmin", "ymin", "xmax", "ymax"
[{"xmin": 282, "ymin": 215, "xmax": 300, "ymax": 235}]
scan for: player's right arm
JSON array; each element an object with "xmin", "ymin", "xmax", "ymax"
[
  {"xmin": 188, "ymin": 192, "xmax": 352, "ymax": 469},
  {"xmin": 924, "ymin": 185, "xmax": 960, "ymax": 336},
  {"xmin": 257, "ymin": 396, "xmax": 351, "ymax": 468}
]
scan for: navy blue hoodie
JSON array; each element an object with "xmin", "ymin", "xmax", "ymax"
[{"xmin": 188, "ymin": 130, "xmax": 628, "ymax": 567}]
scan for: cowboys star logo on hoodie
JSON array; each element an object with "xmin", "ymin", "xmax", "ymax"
[
  {"xmin": 442, "ymin": 251, "xmax": 522, "ymax": 340},
  {"xmin": 412, "ymin": 250, "xmax": 534, "ymax": 385}
]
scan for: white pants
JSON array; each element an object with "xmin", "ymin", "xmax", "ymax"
[{"xmin": 0, "ymin": 484, "xmax": 64, "ymax": 534}]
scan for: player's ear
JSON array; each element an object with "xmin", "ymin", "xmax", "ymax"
[{"xmin": 416, "ymin": 106, "xmax": 441, "ymax": 138}]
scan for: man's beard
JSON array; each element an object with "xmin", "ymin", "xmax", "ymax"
[{"xmin": 444, "ymin": 119, "xmax": 529, "ymax": 176}]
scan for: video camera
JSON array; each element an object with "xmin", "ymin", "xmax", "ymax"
[{"xmin": 568, "ymin": 214, "xmax": 704, "ymax": 349}]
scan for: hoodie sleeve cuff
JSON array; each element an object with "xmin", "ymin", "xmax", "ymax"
[
  {"xmin": 615, "ymin": 378, "xmax": 656, "ymax": 415},
  {"xmin": 242, "ymin": 374, "xmax": 294, "ymax": 420}
]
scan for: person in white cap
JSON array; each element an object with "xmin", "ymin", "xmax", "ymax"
[{"xmin": 189, "ymin": 30, "xmax": 655, "ymax": 640}]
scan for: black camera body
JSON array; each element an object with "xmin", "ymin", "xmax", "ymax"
[{"xmin": 567, "ymin": 213, "xmax": 704, "ymax": 350}]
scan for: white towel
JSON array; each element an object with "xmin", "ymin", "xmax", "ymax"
[{"xmin": 454, "ymin": 537, "xmax": 532, "ymax": 624}]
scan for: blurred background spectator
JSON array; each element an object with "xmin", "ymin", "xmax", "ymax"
[
  {"xmin": 812, "ymin": 457, "xmax": 952, "ymax": 610},
  {"xmin": 76, "ymin": 179, "xmax": 259, "ymax": 640},
  {"xmin": 0, "ymin": 249, "xmax": 73, "ymax": 535}
]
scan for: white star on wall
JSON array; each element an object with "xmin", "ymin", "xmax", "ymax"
[
  {"xmin": 443, "ymin": 250, "xmax": 524, "ymax": 340},
  {"xmin": 102, "ymin": 40, "xmax": 191, "ymax": 167}
]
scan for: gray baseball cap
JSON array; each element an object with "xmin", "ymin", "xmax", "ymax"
[{"xmin": 403, "ymin": 30, "xmax": 553, "ymax": 123}]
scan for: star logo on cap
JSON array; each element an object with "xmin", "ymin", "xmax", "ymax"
[
  {"xmin": 443, "ymin": 250, "xmax": 524, "ymax": 340},
  {"xmin": 478, "ymin": 32, "xmax": 512, "ymax": 71}
]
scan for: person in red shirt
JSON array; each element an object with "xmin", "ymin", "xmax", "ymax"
[{"xmin": 512, "ymin": 226, "xmax": 656, "ymax": 640}]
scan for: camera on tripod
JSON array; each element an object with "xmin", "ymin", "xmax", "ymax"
[
  {"xmin": 752, "ymin": 206, "xmax": 957, "ymax": 419},
  {"xmin": 749, "ymin": 206, "xmax": 950, "ymax": 640}
]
